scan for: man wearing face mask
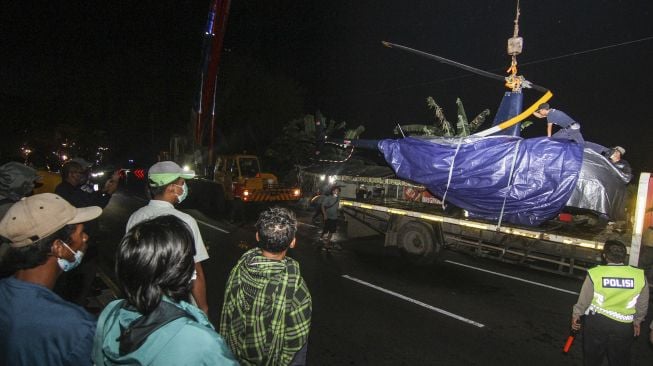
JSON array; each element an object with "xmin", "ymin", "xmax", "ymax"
[
  {"xmin": 0, "ymin": 193, "xmax": 102, "ymax": 365},
  {"xmin": 125, "ymin": 161, "xmax": 210, "ymax": 315}
]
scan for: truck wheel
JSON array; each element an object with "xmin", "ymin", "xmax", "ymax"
[{"xmin": 397, "ymin": 221, "xmax": 437, "ymax": 265}]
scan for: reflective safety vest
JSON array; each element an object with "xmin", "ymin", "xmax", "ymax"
[{"xmin": 587, "ymin": 265, "xmax": 645, "ymax": 323}]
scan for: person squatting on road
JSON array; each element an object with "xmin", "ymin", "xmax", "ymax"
[
  {"xmin": 571, "ymin": 240, "xmax": 649, "ymax": 366},
  {"xmin": 0, "ymin": 193, "xmax": 102, "ymax": 366},
  {"xmin": 92, "ymin": 215, "xmax": 237, "ymax": 365},
  {"xmin": 533, "ymin": 103, "xmax": 584, "ymax": 144},
  {"xmin": 125, "ymin": 161, "xmax": 210, "ymax": 315},
  {"xmin": 221, "ymin": 207, "xmax": 312, "ymax": 366},
  {"xmin": 320, "ymin": 185, "xmax": 341, "ymax": 251}
]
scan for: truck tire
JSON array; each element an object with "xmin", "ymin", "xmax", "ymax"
[{"xmin": 397, "ymin": 221, "xmax": 438, "ymax": 265}]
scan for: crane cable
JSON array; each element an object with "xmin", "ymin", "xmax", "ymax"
[{"xmin": 505, "ymin": 0, "xmax": 523, "ymax": 91}]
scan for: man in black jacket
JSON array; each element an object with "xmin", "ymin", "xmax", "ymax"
[{"xmin": 54, "ymin": 160, "xmax": 118, "ymax": 307}]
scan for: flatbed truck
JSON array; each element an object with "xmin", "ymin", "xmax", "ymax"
[{"xmin": 300, "ymin": 169, "xmax": 653, "ymax": 278}]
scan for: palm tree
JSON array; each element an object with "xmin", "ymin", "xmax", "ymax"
[{"xmin": 394, "ymin": 97, "xmax": 490, "ymax": 137}]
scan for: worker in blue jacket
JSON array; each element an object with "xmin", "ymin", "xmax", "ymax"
[{"xmin": 533, "ymin": 103, "xmax": 584, "ymax": 144}]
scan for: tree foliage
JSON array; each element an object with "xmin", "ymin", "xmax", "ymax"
[
  {"xmin": 263, "ymin": 112, "xmax": 365, "ymax": 179},
  {"xmin": 395, "ymin": 97, "xmax": 491, "ymax": 137}
]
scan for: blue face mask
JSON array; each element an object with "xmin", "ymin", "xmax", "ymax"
[
  {"xmin": 174, "ymin": 183, "xmax": 189, "ymax": 203},
  {"xmin": 57, "ymin": 242, "xmax": 84, "ymax": 272}
]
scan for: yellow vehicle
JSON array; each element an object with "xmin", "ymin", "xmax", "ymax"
[
  {"xmin": 214, "ymin": 154, "xmax": 300, "ymax": 202},
  {"xmin": 33, "ymin": 169, "xmax": 61, "ymax": 194}
]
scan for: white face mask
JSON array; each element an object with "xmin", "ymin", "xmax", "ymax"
[
  {"xmin": 57, "ymin": 242, "xmax": 84, "ymax": 272},
  {"xmin": 173, "ymin": 183, "xmax": 189, "ymax": 203}
]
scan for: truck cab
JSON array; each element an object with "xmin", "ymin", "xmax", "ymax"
[{"xmin": 214, "ymin": 154, "xmax": 300, "ymax": 202}]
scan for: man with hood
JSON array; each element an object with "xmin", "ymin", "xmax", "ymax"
[
  {"xmin": 221, "ymin": 207, "xmax": 312, "ymax": 365},
  {"xmin": 0, "ymin": 161, "xmax": 40, "ymax": 219},
  {"xmin": 92, "ymin": 215, "xmax": 237, "ymax": 365},
  {"xmin": 0, "ymin": 161, "xmax": 41, "ymax": 277}
]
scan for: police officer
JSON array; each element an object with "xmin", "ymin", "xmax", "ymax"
[{"xmin": 571, "ymin": 240, "xmax": 649, "ymax": 365}]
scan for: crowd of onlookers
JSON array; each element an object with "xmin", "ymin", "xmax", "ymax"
[{"xmin": 0, "ymin": 159, "xmax": 312, "ymax": 365}]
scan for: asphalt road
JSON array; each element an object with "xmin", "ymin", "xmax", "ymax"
[{"xmin": 95, "ymin": 190, "xmax": 653, "ymax": 365}]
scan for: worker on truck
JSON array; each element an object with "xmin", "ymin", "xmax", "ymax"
[
  {"xmin": 533, "ymin": 103, "xmax": 584, "ymax": 144},
  {"xmin": 603, "ymin": 146, "xmax": 633, "ymax": 183}
]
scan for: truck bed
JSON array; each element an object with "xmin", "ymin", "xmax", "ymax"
[{"xmin": 342, "ymin": 198, "xmax": 630, "ymax": 250}]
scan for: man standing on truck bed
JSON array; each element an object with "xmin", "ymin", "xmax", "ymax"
[{"xmin": 571, "ymin": 240, "xmax": 648, "ymax": 365}]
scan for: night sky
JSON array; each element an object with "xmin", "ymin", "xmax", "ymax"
[{"xmin": 2, "ymin": 1, "xmax": 652, "ymax": 173}]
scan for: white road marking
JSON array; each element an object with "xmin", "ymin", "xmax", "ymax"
[
  {"xmin": 444, "ymin": 260, "xmax": 579, "ymax": 295},
  {"xmin": 298, "ymin": 221, "xmax": 319, "ymax": 228},
  {"xmin": 342, "ymin": 275, "xmax": 485, "ymax": 328},
  {"xmin": 197, "ymin": 219, "xmax": 230, "ymax": 234}
]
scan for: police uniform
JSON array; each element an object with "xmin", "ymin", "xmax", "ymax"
[{"xmin": 572, "ymin": 264, "xmax": 649, "ymax": 365}]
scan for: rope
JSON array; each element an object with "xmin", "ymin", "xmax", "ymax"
[
  {"xmin": 441, "ymin": 136, "xmax": 464, "ymax": 210},
  {"xmin": 513, "ymin": 0, "xmax": 520, "ymax": 38},
  {"xmin": 497, "ymin": 139, "xmax": 522, "ymax": 229}
]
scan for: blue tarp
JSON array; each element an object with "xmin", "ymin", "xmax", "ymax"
[{"xmin": 378, "ymin": 136, "xmax": 584, "ymax": 226}]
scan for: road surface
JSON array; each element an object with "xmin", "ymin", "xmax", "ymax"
[{"xmin": 93, "ymin": 190, "xmax": 653, "ymax": 365}]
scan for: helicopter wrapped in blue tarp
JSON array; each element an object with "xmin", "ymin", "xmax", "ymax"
[
  {"xmin": 376, "ymin": 135, "xmax": 627, "ymax": 226},
  {"xmin": 379, "ymin": 136, "xmax": 582, "ymax": 226}
]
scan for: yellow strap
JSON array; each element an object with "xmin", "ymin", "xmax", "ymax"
[
  {"xmin": 473, "ymin": 90, "xmax": 553, "ymax": 136},
  {"xmin": 495, "ymin": 90, "xmax": 553, "ymax": 130}
]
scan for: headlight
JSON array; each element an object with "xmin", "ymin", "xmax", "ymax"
[
  {"xmin": 91, "ymin": 172, "xmax": 105, "ymax": 178},
  {"xmin": 293, "ymin": 188, "xmax": 301, "ymax": 196},
  {"xmin": 328, "ymin": 175, "xmax": 336, "ymax": 184},
  {"xmin": 182, "ymin": 165, "xmax": 192, "ymax": 172},
  {"xmin": 243, "ymin": 190, "xmax": 249, "ymax": 196},
  {"xmin": 319, "ymin": 175, "xmax": 326, "ymax": 181}
]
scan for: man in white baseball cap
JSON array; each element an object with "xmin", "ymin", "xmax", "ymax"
[
  {"xmin": 606, "ymin": 146, "xmax": 632, "ymax": 183},
  {"xmin": 146, "ymin": 161, "xmax": 196, "ymax": 187},
  {"xmin": 126, "ymin": 161, "xmax": 210, "ymax": 315},
  {"xmin": 0, "ymin": 193, "xmax": 102, "ymax": 365}
]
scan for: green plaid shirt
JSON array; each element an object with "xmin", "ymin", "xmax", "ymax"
[{"xmin": 220, "ymin": 248, "xmax": 312, "ymax": 366}]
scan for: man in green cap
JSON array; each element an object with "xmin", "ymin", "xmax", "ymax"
[{"xmin": 126, "ymin": 161, "xmax": 210, "ymax": 315}]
